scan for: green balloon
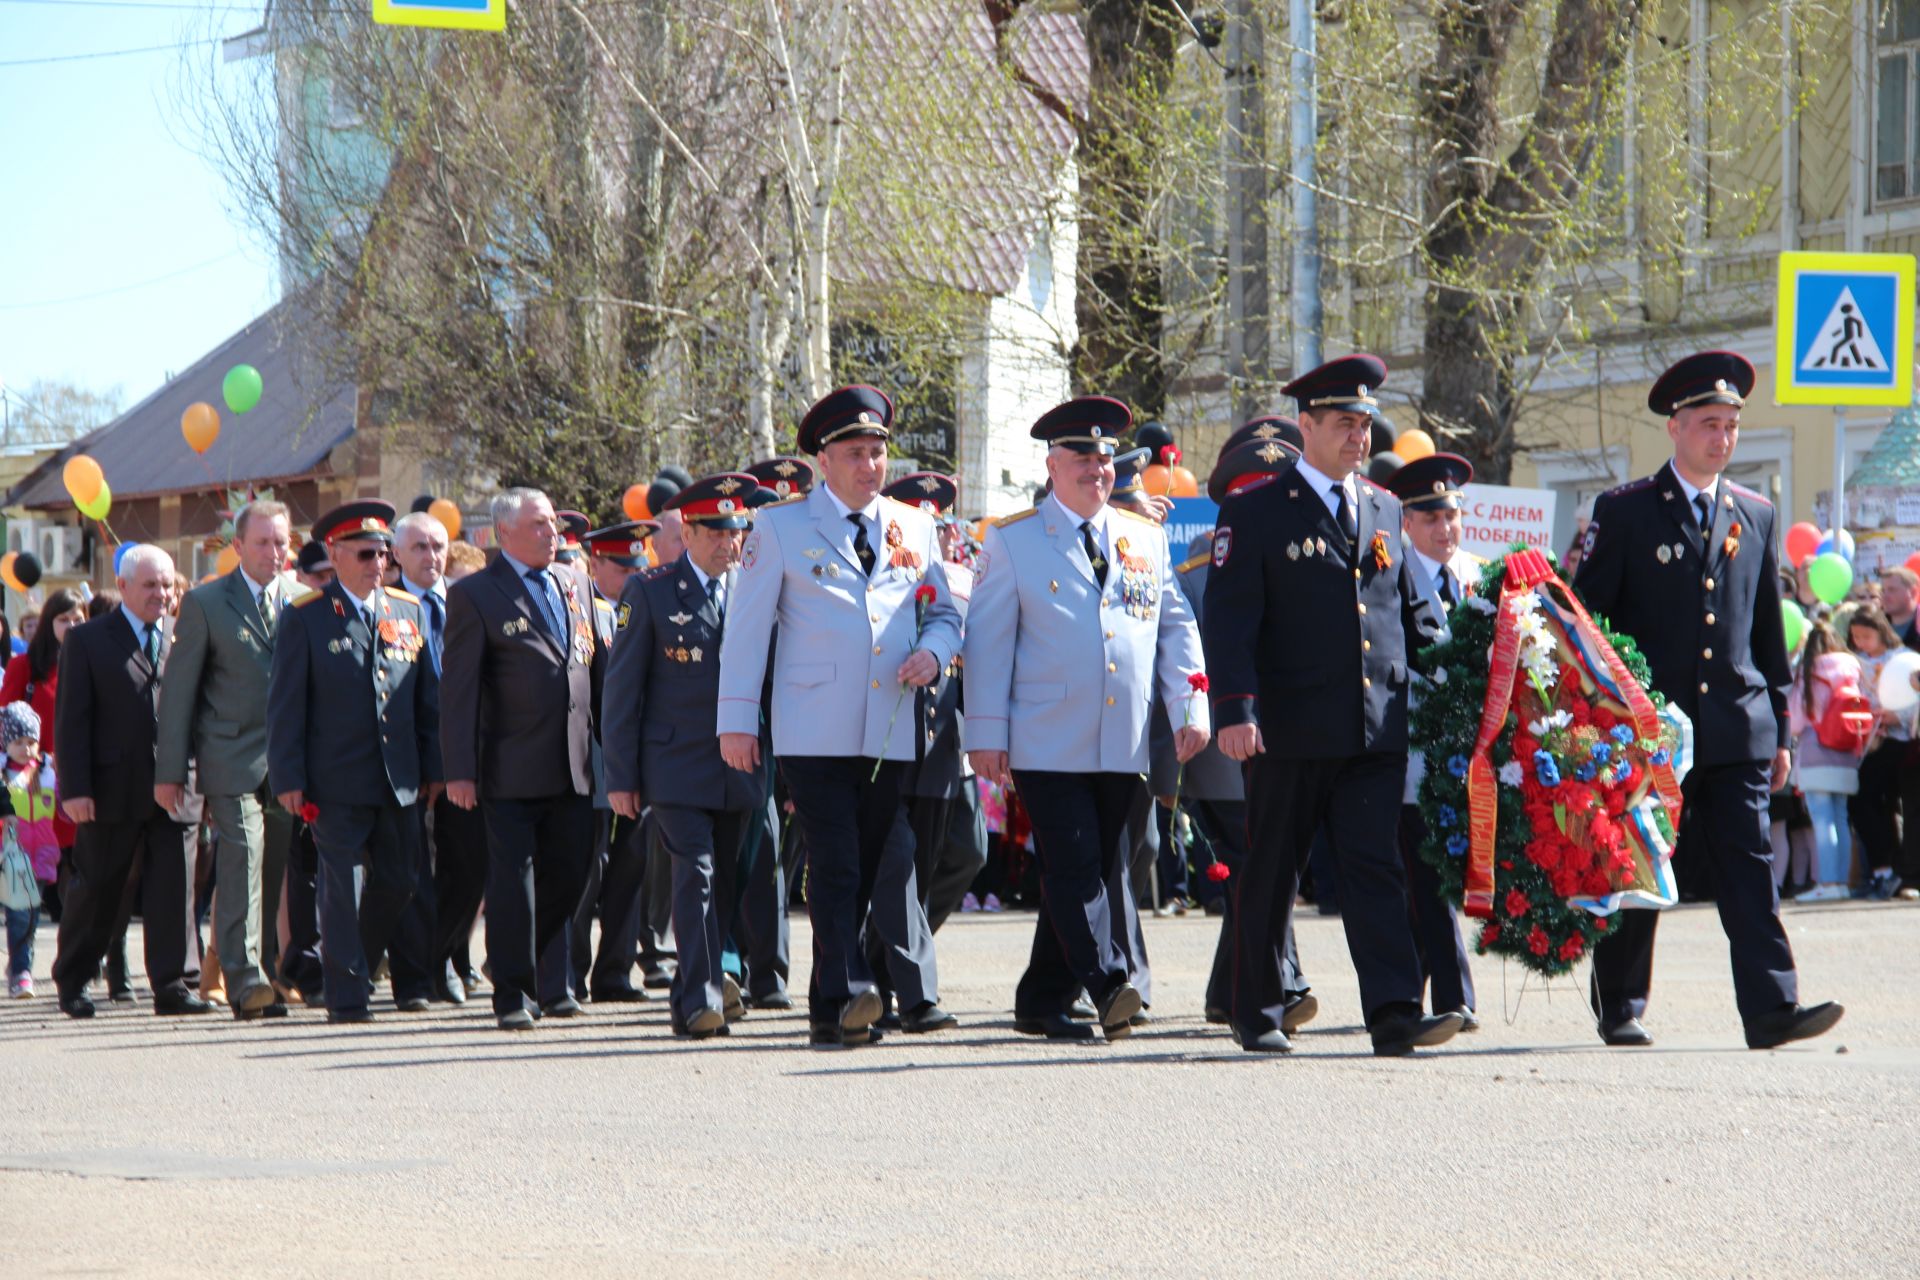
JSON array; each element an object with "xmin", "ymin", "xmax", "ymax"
[
  {"xmin": 1781, "ymin": 599, "xmax": 1807, "ymax": 651},
  {"xmin": 1807, "ymin": 551, "xmax": 1853, "ymax": 605},
  {"xmin": 76, "ymin": 480, "xmax": 112, "ymax": 522},
  {"xmin": 223, "ymin": 363, "xmax": 263, "ymax": 414}
]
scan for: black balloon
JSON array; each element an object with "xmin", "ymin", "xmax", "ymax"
[
  {"xmin": 14, "ymin": 552, "xmax": 43, "ymax": 589},
  {"xmin": 1366, "ymin": 453, "xmax": 1405, "ymax": 487},
  {"xmin": 410, "ymin": 494, "xmax": 436, "ymax": 513},
  {"xmin": 646, "ymin": 477, "xmax": 681, "ymax": 514},
  {"xmin": 656, "ymin": 464, "xmax": 694, "ymax": 488},
  {"xmin": 1367, "ymin": 417, "xmax": 1396, "ymax": 459}
]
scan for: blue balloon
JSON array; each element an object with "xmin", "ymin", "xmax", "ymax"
[
  {"xmin": 113, "ymin": 542, "xmax": 141, "ymax": 575},
  {"xmin": 1817, "ymin": 528, "xmax": 1856, "ymax": 562}
]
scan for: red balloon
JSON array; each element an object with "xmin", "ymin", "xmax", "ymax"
[
  {"xmin": 1784, "ymin": 521, "xmax": 1822, "ymax": 568},
  {"xmin": 1905, "ymin": 551, "xmax": 1920, "ymax": 577}
]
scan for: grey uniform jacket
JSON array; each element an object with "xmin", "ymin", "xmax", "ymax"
[
  {"xmin": 155, "ymin": 568, "xmax": 299, "ymax": 797},
  {"xmin": 716, "ymin": 487, "xmax": 962, "ymax": 760}
]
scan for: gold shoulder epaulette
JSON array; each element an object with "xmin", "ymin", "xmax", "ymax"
[
  {"xmin": 292, "ymin": 590, "xmax": 323, "ymax": 608},
  {"xmin": 1111, "ymin": 505, "xmax": 1157, "ymax": 525},
  {"xmin": 1177, "ymin": 551, "xmax": 1211, "ymax": 573},
  {"xmin": 593, "ymin": 596, "xmax": 614, "ymax": 611},
  {"xmin": 384, "ymin": 586, "xmax": 419, "ymax": 604},
  {"xmin": 992, "ymin": 507, "xmax": 1038, "ymax": 528},
  {"xmin": 767, "ymin": 493, "xmax": 806, "ymax": 508}
]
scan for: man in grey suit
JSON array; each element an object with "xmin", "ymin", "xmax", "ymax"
[
  {"xmin": 155, "ymin": 499, "xmax": 296, "ymax": 1021},
  {"xmin": 963, "ymin": 396, "xmax": 1210, "ymax": 1042},
  {"xmin": 717, "ymin": 386, "xmax": 962, "ymax": 1047},
  {"xmin": 606, "ymin": 474, "xmax": 763, "ymax": 1037},
  {"xmin": 440, "ymin": 489, "xmax": 607, "ymax": 1031}
]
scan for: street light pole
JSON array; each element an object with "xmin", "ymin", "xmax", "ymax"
[
  {"xmin": 1224, "ymin": 0, "xmax": 1269, "ymax": 424},
  {"xmin": 1288, "ymin": 0, "xmax": 1321, "ymax": 377}
]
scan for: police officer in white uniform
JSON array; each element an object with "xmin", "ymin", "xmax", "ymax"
[
  {"xmin": 964, "ymin": 396, "xmax": 1210, "ymax": 1042},
  {"xmin": 716, "ymin": 385, "xmax": 963, "ymax": 1048}
]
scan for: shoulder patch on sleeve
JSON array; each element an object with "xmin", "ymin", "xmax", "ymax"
[
  {"xmin": 615, "ymin": 601, "xmax": 632, "ymax": 631},
  {"xmin": 1177, "ymin": 551, "xmax": 1212, "ymax": 573},
  {"xmin": 292, "ymin": 590, "xmax": 323, "ymax": 608},
  {"xmin": 1211, "ymin": 528, "xmax": 1233, "ymax": 568},
  {"xmin": 767, "ymin": 493, "xmax": 806, "ymax": 508},
  {"xmin": 992, "ymin": 507, "xmax": 1038, "ymax": 528},
  {"xmin": 384, "ymin": 586, "xmax": 419, "ymax": 604}
]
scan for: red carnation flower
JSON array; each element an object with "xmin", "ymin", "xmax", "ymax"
[
  {"xmin": 1479, "ymin": 922, "xmax": 1501, "ymax": 948},
  {"xmin": 1504, "ymin": 888, "xmax": 1531, "ymax": 918},
  {"xmin": 1582, "ymin": 871, "xmax": 1612, "ymax": 897},
  {"xmin": 1552, "ymin": 869, "xmax": 1581, "ymax": 897},
  {"xmin": 1205, "ymin": 860, "xmax": 1231, "ymax": 882},
  {"xmin": 1188, "ymin": 672, "xmax": 1210, "ymax": 693},
  {"xmin": 914, "ymin": 583, "xmax": 937, "ymax": 605},
  {"xmin": 299, "ymin": 802, "xmax": 319, "ymax": 823},
  {"xmin": 1558, "ymin": 935, "xmax": 1586, "ymax": 961},
  {"xmin": 1527, "ymin": 925, "xmax": 1550, "ymax": 956}
]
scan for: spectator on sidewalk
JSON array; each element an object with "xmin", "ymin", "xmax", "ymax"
[
  {"xmin": 1789, "ymin": 619, "xmax": 1867, "ymax": 902},
  {"xmin": 1845, "ymin": 604, "xmax": 1912, "ymax": 900}
]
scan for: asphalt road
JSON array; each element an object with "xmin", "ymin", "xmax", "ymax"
[{"xmin": 5, "ymin": 898, "xmax": 1915, "ymax": 1278}]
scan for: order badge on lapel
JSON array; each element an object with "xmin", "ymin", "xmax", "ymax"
[{"xmin": 573, "ymin": 620, "xmax": 595, "ymax": 664}]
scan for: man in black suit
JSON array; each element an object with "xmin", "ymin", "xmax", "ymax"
[
  {"xmin": 268, "ymin": 501, "xmax": 442, "ymax": 1024},
  {"xmin": 605, "ymin": 474, "xmax": 766, "ymax": 1036},
  {"xmin": 52, "ymin": 544, "xmax": 207, "ymax": 1017},
  {"xmin": 1573, "ymin": 350, "xmax": 1843, "ymax": 1050},
  {"xmin": 440, "ymin": 488, "xmax": 606, "ymax": 1030},
  {"xmin": 1203, "ymin": 354, "xmax": 1458, "ymax": 1056}
]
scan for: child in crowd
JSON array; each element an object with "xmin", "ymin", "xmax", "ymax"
[
  {"xmin": 1789, "ymin": 621, "xmax": 1867, "ymax": 902},
  {"xmin": 1, "ymin": 702, "xmax": 57, "ymax": 997}
]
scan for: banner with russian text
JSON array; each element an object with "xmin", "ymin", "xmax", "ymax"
[{"xmin": 1459, "ymin": 484, "xmax": 1558, "ymax": 561}]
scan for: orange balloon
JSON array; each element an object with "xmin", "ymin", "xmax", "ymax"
[
  {"xmin": 62, "ymin": 455, "xmax": 104, "ymax": 505},
  {"xmin": 622, "ymin": 484, "xmax": 652, "ymax": 522},
  {"xmin": 1393, "ymin": 429, "xmax": 1436, "ymax": 462},
  {"xmin": 182, "ymin": 402, "xmax": 220, "ymax": 455},
  {"xmin": 1141, "ymin": 463, "xmax": 1173, "ymax": 496},
  {"xmin": 1169, "ymin": 465, "xmax": 1199, "ymax": 498},
  {"xmin": 0, "ymin": 552, "xmax": 19, "ymax": 594},
  {"xmin": 427, "ymin": 497, "xmax": 463, "ymax": 541},
  {"xmin": 215, "ymin": 545, "xmax": 240, "ymax": 575}
]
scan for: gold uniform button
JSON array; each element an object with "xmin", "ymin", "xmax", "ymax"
[
  {"xmin": 1107, "ymin": 662, "xmax": 1117, "ymax": 672},
  {"xmin": 1705, "ymin": 612, "xmax": 1716, "ymax": 625},
  {"xmin": 1703, "ymin": 647, "xmax": 1713, "ymax": 659},
  {"xmin": 1353, "ymin": 569, "xmax": 1361, "ymax": 582},
  {"xmin": 1704, "ymin": 578, "xmax": 1715, "ymax": 590},
  {"xmin": 1362, "ymin": 677, "xmax": 1372, "ymax": 689},
  {"xmin": 870, "ymin": 614, "xmax": 879, "ymax": 623},
  {"xmin": 1357, "ymin": 603, "xmax": 1367, "ymax": 615},
  {"xmin": 1362, "ymin": 640, "xmax": 1371, "ymax": 652},
  {"xmin": 1105, "ymin": 630, "xmax": 1114, "ymax": 639},
  {"xmin": 873, "ymin": 645, "xmax": 883, "ymax": 654},
  {"xmin": 871, "ymin": 679, "xmax": 881, "ymax": 689},
  {"xmin": 1106, "ymin": 695, "xmax": 1116, "ymax": 706},
  {"xmin": 1699, "ymin": 682, "xmax": 1709, "ymax": 693}
]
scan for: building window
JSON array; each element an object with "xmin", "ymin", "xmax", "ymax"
[{"xmin": 1876, "ymin": 1, "xmax": 1920, "ymax": 202}]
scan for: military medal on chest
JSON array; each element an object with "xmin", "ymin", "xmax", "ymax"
[{"xmin": 1113, "ymin": 537, "xmax": 1157, "ymax": 621}]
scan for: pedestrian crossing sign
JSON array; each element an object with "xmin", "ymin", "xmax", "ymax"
[
  {"xmin": 371, "ymin": 0, "xmax": 505, "ymax": 32},
  {"xmin": 1774, "ymin": 250, "xmax": 1914, "ymax": 406}
]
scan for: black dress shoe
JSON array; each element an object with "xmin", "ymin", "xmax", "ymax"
[
  {"xmin": 461, "ymin": 970, "xmax": 488, "ymax": 996},
  {"xmin": 722, "ymin": 975, "xmax": 746, "ymax": 1023},
  {"xmin": 685, "ymin": 1007, "xmax": 726, "ymax": 1037},
  {"xmin": 747, "ymin": 990, "xmax": 794, "ymax": 1011},
  {"xmin": 1067, "ymin": 996, "xmax": 1097, "ymax": 1021},
  {"xmin": 809, "ymin": 1021, "xmax": 881, "ymax": 1048},
  {"xmin": 838, "ymin": 988, "xmax": 882, "ymax": 1038},
  {"xmin": 1237, "ymin": 1028, "xmax": 1293, "ymax": 1054},
  {"xmin": 901, "ymin": 1001, "xmax": 959, "ymax": 1033},
  {"xmin": 153, "ymin": 992, "xmax": 214, "ymax": 1016},
  {"xmin": 1096, "ymin": 982, "xmax": 1142, "ymax": 1039},
  {"xmin": 394, "ymin": 996, "xmax": 431, "ymax": 1013},
  {"xmin": 235, "ymin": 1000, "xmax": 291, "ymax": 1022},
  {"xmin": 1456, "ymin": 1006, "xmax": 1481, "ymax": 1033},
  {"xmin": 1011, "ymin": 1012, "xmax": 1096, "ymax": 1041},
  {"xmin": 589, "ymin": 985, "xmax": 648, "ymax": 1004},
  {"xmin": 641, "ymin": 967, "xmax": 674, "ymax": 991},
  {"xmin": 1281, "ymin": 993, "xmax": 1319, "ymax": 1033},
  {"xmin": 1370, "ymin": 1009, "xmax": 1463, "ymax": 1056},
  {"xmin": 1745, "ymin": 1001, "xmax": 1844, "ymax": 1050},
  {"xmin": 497, "ymin": 1009, "xmax": 535, "ymax": 1031},
  {"xmin": 541, "ymin": 997, "xmax": 584, "ymax": 1018},
  {"xmin": 59, "ymin": 991, "xmax": 95, "ymax": 1019},
  {"xmin": 432, "ymin": 981, "xmax": 467, "ymax": 1006},
  {"xmin": 1599, "ymin": 1017, "xmax": 1654, "ymax": 1047},
  {"xmin": 328, "ymin": 1007, "xmax": 374, "ymax": 1025},
  {"xmin": 1205, "ymin": 1006, "xmax": 1230, "ymax": 1025},
  {"xmin": 108, "ymin": 988, "xmax": 136, "ymax": 1005}
]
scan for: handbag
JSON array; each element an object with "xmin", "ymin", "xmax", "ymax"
[{"xmin": 0, "ymin": 822, "xmax": 36, "ymax": 914}]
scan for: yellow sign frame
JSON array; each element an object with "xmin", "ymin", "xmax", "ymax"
[
  {"xmin": 1773, "ymin": 250, "xmax": 1915, "ymax": 406},
  {"xmin": 372, "ymin": 0, "xmax": 506, "ymax": 32}
]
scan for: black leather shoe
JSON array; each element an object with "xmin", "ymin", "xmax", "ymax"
[
  {"xmin": 1205, "ymin": 1006, "xmax": 1230, "ymax": 1025},
  {"xmin": 461, "ymin": 970, "xmax": 488, "ymax": 997},
  {"xmin": 497, "ymin": 1009, "xmax": 535, "ymax": 1031},
  {"xmin": 59, "ymin": 991, "xmax": 95, "ymax": 1019},
  {"xmin": 235, "ymin": 1000, "xmax": 291, "ymax": 1022},
  {"xmin": 541, "ymin": 997, "xmax": 584, "ymax": 1018},
  {"xmin": 108, "ymin": 988, "xmax": 136, "ymax": 1005},
  {"xmin": 685, "ymin": 1007, "xmax": 726, "ymax": 1037},
  {"xmin": 901, "ymin": 1001, "xmax": 958, "ymax": 1033},
  {"xmin": 1282, "ymin": 993, "xmax": 1319, "ymax": 1033},
  {"xmin": 1096, "ymin": 982, "xmax": 1142, "ymax": 1039},
  {"xmin": 589, "ymin": 985, "xmax": 648, "ymax": 1004},
  {"xmin": 154, "ymin": 992, "xmax": 214, "ymax": 1017},
  {"xmin": 1600, "ymin": 1017, "xmax": 1654, "ymax": 1047},
  {"xmin": 1067, "ymin": 996, "xmax": 1097, "ymax": 1021},
  {"xmin": 328, "ymin": 1007, "xmax": 374, "ymax": 1025},
  {"xmin": 432, "ymin": 979, "xmax": 467, "ymax": 1005},
  {"xmin": 641, "ymin": 967, "xmax": 674, "ymax": 991},
  {"xmin": 1456, "ymin": 1006, "xmax": 1481, "ymax": 1033},
  {"xmin": 722, "ymin": 975, "xmax": 746, "ymax": 1023},
  {"xmin": 394, "ymin": 996, "xmax": 431, "ymax": 1013},
  {"xmin": 747, "ymin": 990, "xmax": 794, "ymax": 1011},
  {"xmin": 1011, "ymin": 1012, "xmax": 1096, "ymax": 1041},
  {"xmin": 1745, "ymin": 1001, "xmax": 1844, "ymax": 1050},
  {"xmin": 809, "ymin": 1022, "xmax": 882, "ymax": 1048},
  {"xmin": 1237, "ymin": 1028, "xmax": 1293, "ymax": 1054},
  {"xmin": 838, "ymin": 988, "xmax": 882, "ymax": 1038},
  {"xmin": 1370, "ymin": 1009, "xmax": 1463, "ymax": 1056}
]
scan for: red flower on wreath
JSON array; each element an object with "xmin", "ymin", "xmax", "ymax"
[
  {"xmin": 1480, "ymin": 922, "xmax": 1501, "ymax": 948},
  {"xmin": 1527, "ymin": 926, "xmax": 1551, "ymax": 956},
  {"xmin": 1558, "ymin": 935, "xmax": 1586, "ymax": 961},
  {"xmin": 1504, "ymin": 888, "xmax": 1531, "ymax": 919}
]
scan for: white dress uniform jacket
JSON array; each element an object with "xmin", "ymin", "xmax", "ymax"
[
  {"xmin": 717, "ymin": 486, "xmax": 963, "ymax": 759},
  {"xmin": 963, "ymin": 497, "xmax": 1208, "ymax": 773}
]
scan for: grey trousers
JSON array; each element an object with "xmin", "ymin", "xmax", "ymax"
[{"xmin": 208, "ymin": 789, "xmax": 291, "ymax": 997}]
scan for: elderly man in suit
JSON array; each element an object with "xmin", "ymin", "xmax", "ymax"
[
  {"xmin": 268, "ymin": 501, "xmax": 442, "ymax": 1023},
  {"xmin": 605, "ymin": 475, "xmax": 764, "ymax": 1036},
  {"xmin": 718, "ymin": 386, "xmax": 963, "ymax": 1047},
  {"xmin": 441, "ymin": 488, "xmax": 607, "ymax": 1031},
  {"xmin": 52, "ymin": 544, "xmax": 207, "ymax": 1018},
  {"xmin": 155, "ymin": 499, "xmax": 296, "ymax": 1021}
]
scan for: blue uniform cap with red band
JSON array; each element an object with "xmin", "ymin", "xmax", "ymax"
[
  {"xmin": 1109, "ymin": 447, "xmax": 1153, "ymax": 498},
  {"xmin": 1387, "ymin": 452, "xmax": 1474, "ymax": 512},
  {"xmin": 664, "ymin": 473, "xmax": 759, "ymax": 530},
  {"xmin": 745, "ymin": 455, "xmax": 818, "ymax": 499},
  {"xmin": 1648, "ymin": 350, "xmax": 1754, "ymax": 416},
  {"xmin": 584, "ymin": 519, "xmax": 658, "ymax": 565},
  {"xmin": 314, "ymin": 499, "xmax": 397, "ymax": 545},
  {"xmin": 882, "ymin": 471, "xmax": 958, "ymax": 518},
  {"xmin": 1208, "ymin": 435, "xmax": 1301, "ymax": 503}
]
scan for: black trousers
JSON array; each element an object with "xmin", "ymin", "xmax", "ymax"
[
  {"xmin": 653, "ymin": 804, "xmax": 749, "ymax": 1026},
  {"xmin": 53, "ymin": 811, "xmax": 200, "ymax": 1001},
  {"xmin": 430, "ymin": 794, "xmax": 488, "ymax": 983},
  {"xmin": 386, "ymin": 806, "xmax": 440, "ymax": 1004},
  {"xmin": 1193, "ymin": 797, "xmax": 1309, "ymax": 1012},
  {"xmin": 587, "ymin": 809, "xmax": 651, "ymax": 994},
  {"xmin": 1235, "ymin": 751, "xmax": 1422, "ymax": 1036},
  {"xmin": 733, "ymin": 785, "xmax": 789, "ymax": 1000},
  {"xmin": 280, "ymin": 818, "xmax": 324, "ymax": 999},
  {"xmin": 1012, "ymin": 770, "xmax": 1136, "ymax": 1017},
  {"xmin": 779, "ymin": 755, "xmax": 909, "ymax": 1022},
  {"xmin": 481, "ymin": 793, "xmax": 595, "ymax": 1017},
  {"xmin": 1851, "ymin": 739, "xmax": 1905, "ymax": 874},
  {"xmin": 1590, "ymin": 761, "xmax": 1799, "ymax": 1026},
  {"xmin": 1396, "ymin": 805, "xmax": 1477, "ymax": 1015},
  {"xmin": 311, "ymin": 800, "xmax": 421, "ymax": 1015}
]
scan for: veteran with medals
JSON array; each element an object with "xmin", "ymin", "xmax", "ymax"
[{"xmin": 963, "ymin": 396, "xmax": 1208, "ymax": 1042}]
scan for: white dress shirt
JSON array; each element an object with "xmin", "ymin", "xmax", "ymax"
[{"xmin": 1293, "ymin": 457, "xmax": 1358, "ymax": 521}]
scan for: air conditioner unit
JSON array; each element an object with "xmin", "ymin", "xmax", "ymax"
[{"xmin": 38, "ymin": 527, "xmax": 82, "ymax": 573}]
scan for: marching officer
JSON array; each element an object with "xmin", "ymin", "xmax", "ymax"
[
  {"xmin": 745, "ymin": 455, "xmax": 818, "ymax": 502},
  {"xmin": 717, "ymin": 385, "xmax": 962, "ymax": 1047},
  {"xmin": 554, "ymin": 511, "xmax": 591, "ymax": 568},
  {"xmin": 1202, "ymin": 354, "xmax": 1459, "ymax": 1055},
  {"xmin": 1386, "ymin": 452, "xmax": 1482, "ymax": 1030},
  {"xmin": 267, "ymin": 501, "xmax": 442, "ymax": 1024},
  {"xmin": 964, "ymin": 396, "xmax": 1209, "ymax": 1042},
  {"xmin": 1573, "ymin": 350, "xmax": 1843, "ymax": 1049},
  {"xmin": 606, "ymin": 474, "xmax": 765, "ymax": 1037}
]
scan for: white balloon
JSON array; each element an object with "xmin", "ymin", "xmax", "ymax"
[{"xmin": 1877, "ymin": 650, "xmax": 1920, "ymax": 715}]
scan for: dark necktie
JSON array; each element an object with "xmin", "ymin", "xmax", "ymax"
[
  {"xmin": 257, "ymin": 587, "xmax": 276, "ymax": 639},
  {"xmin": 1695, "ymin": 493, "xmax": 1713, "ymax": 535},
  {"xmin": 526, "ymin": 569, "xmax": 563, "ymax": 643},
  {"xmin": 422, "ymin": 591, "xmax": 444, "ymax": 665},
  {"xmin": 1438, "ymin": 570, "xmax": 1456, "ymax": 608},
  {"xmin": 1332, "ymin": 483, "xmax": 1357, "ymax": 543},
  {"xmin": 849, "ymin": 514, "xmax": 876, "ymax": 576},
  {"xmin": 1081, "ymin": 521, "xmax": 1108, "ymax": 587},
  {"xmin": 142, "ymin": 622, "xmax": 159, "ymax": 669},
  {"xmin": 705, "ymin": 576, "xmax": 725, "ymax": 631}
]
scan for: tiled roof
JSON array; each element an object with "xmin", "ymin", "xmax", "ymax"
[{"xmin": 1853, "ymin": 403, "xmax": 1920, "ymax": 488}]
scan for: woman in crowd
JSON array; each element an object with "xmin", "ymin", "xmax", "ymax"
[
  {"xmin": 1790, "ymin": 617, "xmax": 1867, "ymax": 902},
  {"xmin": 0, "ymin": 589, "xmax": 87, "ymax": 917},
  {"xmin": 1845, "ymin": 604, "xmax": 1912, "ymax": 900}
]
